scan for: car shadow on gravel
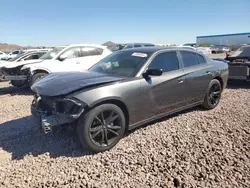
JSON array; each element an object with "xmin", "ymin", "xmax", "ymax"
[
  {"xmin": 0, "ymin": 116, "xmax": 93, "ymax": 160},
  {"xmin": 0, "ymin": 86, "xmax": 32, "ymax": 96}
]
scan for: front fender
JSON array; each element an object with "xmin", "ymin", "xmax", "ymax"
[
  {"xmin": 88, "ymin": 96, "xmax": 126, "ymax": 108},
  {"xmin": 30, "ymin": 66, "xmax": 51, "ymax": 75}
]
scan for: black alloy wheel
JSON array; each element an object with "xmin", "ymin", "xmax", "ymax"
[
  {"xmin": 77, "ymin": 104, "xmax": 126, "ymax": 152},
  {"xmin": 90, "ymin": 110, "xmax": 122, "ymax": 147},
  {"xmin": 208, "ymin": 83, "xmax": 221, "ymax": 107},
  {"xmin": 202, "ymin": 79, "xmax": 222, "ymax": 110}
]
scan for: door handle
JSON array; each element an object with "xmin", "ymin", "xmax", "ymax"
[
  {"xmin": 206, "ymin": 71, "xmax": 211, "ymax": 74},
  {"xmin": 76, "ymin": 61, "xmax": 80, "ymax": 64}
]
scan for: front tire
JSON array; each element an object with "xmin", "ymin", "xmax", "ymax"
[
  {"xmin": 29, "ymin": 72, "xmax": 47, "ymax": 87},
  {"xmin": 202, "ymin": 79, "xmax": 222, "ymax": 110},
  {"xmin": 77, "ymin": 104, "xmax": 126, "ymax": 152}
]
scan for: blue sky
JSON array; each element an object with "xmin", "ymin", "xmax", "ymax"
[{"xmin": 0, "ymin": 0, "xmax": 250, "ymax": 46}]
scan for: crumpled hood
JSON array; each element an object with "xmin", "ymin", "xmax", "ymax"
[
  {"xmin": 3, "ymin": 59, "xmax": 43, "ymax": 69},
  {"xmin": 0, "ymin": 60, "xmax": 10, "ymax": 68},
  {"xmin": 31, "ymin": 71, "xmax": 125, "ymax": 96}
]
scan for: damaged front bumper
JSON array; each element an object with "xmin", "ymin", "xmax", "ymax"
[
  {"xmin": 0, "ymin": 67, "xmax": 30, "ymax": 81},
  {"xmin": 0, "ymin": 74, "xmax": 27, "ymax": 81},
  {"xmin": 31, "ymin": 96, "xmax": 85, "ymax": 134}
]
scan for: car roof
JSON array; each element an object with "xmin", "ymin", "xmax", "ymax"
[
  {"xmin": 67, "ymin": 44, "xmax": 108, "ymax": 49},
  {"xmin": 121, "ymin": 46, "xmax": 201, "ymax": 53},
  {"xmin": 126, "ymin": 43, "xmax": 154, "ymax": 45}
]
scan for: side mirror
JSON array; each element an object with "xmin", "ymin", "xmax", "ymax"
[
  {"xmin": 58, "ymin": 54, "xmax": 67, "ymax": 61},
  {"xmin": 142, "ymin": 68, "xmax": 163, "ymax": 78}
]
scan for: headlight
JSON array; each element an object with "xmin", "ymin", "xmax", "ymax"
[{"xmin": 54, "ymin": 98, "xmax": 85, "ymax": 115}]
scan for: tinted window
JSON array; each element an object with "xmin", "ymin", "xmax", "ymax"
[
  {"xmin": 24, "ymin": 54, "xmax": 39, "ymax": 61},
  {"xmin": 60, "ymin": 47, "xmax": 81, "ymax": 59},
  {"xmin": 134, "ymin": 45, "xmax": 142, "ymax": 48},
  {"xmin": 37, "ymin": 52, "xmax": 47, "ymax": 58},
  {"xmin": 12, "ymin": 51, "xmax": 20, "ymax": 54},
  {"xmin": 180, "ymin": 51, "xmax": 200, "ymax": 67},
  {"xmin": 148, "ymin": 51, "xmax": 179, "ymax": 72},
  {"xmin": 197, "ymin": 54, "xmax": 206, "ymax": 64},
  {"xmin": 95, "ymin": 48, "xmax": 103, "ymax": 55},
  {"xmin": 80, "ymin": 47, "xmax": 102, "ymax": 57},
  {"xmin": 144, "ymin": 44, "xmax": 154, "ymax": 47}
]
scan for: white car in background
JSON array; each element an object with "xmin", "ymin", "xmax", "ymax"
[
  {"xmin": 1, "ymin": 50, "xmax": 24, "ymax": 60},
  {"xmin": 20, "ymin": 44, "xmax": 112, "ymax": 87},
  {"xmin": 0, "ymin": 51, "xmax": 7, "ymax": 60},
  {"xmin": 196, "ymin": 47, "xmax": 212, "ymax": 55},
  {"xmin": 222, "ymin": 47, "xmax": 230, "ymax": 52}
]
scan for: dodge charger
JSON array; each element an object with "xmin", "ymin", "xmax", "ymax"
[{"xmin": 31, "ymin": 47, "xmax": 229, "ymax": 152}]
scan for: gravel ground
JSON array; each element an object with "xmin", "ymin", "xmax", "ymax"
[{"xmin": 0, "ymin": 81, "xmax": 249, "ymax": 188}]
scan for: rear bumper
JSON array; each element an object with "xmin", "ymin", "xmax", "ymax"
[{"xmin": 228, "ymin": 65, "xmax": 250, "ymax": 81}]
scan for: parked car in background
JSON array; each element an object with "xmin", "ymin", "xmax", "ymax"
[
  {"xmin": 122, "ymin": 43, "xmax": 155, "ymax": 50},
  {"xmin": 0, "ymin": 51, "xmax": 6, "ymax": 60},
  {"xmin": 109, "ymin": 44, "xmax": 126, "ymax": 52},
  {"xmin": 1, "ymin": 50, "xmax": 24, "ymax": 60},
  {"xmin": 225, "ymin": 45, "xmax": 250, "ymax": 81},
  {"xmin": 110, "ymin": 43, "xmax": 155, "ymax": 52},
  {"xmin": 0, "ymin": 47, "xmax": 64, "ymax": 86},
  {"xmin": 0, "ymin": 50, "xmax": 51, "ymax": 87},
  {"xmin": 31, "ymin": 47, "xmax": 228, "ymax": 152},
  {"xmin": 196, "ymin": 47, "xmax": 212, "ymax": 54},
  {"xmin": 211, "ymin": 46, "xmax": 224, "ymax": 54},
  {"xmin": 21, "ymin": 44, "xmax": 112, "ymax": 87},
  {"xmin": 222, "ymin": 47, "xmax": 230, "ymax": 53}
]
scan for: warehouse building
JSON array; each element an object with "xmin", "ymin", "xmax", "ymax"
[{"xmin": 196, "ymin": 32, "xmax": 250, "ymax": 46}]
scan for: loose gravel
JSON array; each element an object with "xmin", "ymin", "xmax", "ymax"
[{"xmin": 0, "ymin": 81, "xmax": 249, "ymax": 188}]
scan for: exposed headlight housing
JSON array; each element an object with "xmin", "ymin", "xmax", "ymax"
[{"xmin": 54, "ymin": 98, "xmax": 85, "ymax": 118}]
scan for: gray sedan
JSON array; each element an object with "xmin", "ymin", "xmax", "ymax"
[{"xmin": 31, "ymin": 47, "xmax": 229, "ymax": 152}]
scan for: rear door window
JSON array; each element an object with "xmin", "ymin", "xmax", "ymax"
[
  {"xmin": 180, "ymin": 51, "xmax": 200, "ymax": 68},
  {"xmin": 24, "ymin": 54, "xmax": 40, "ymax": 60},
  {"xmin": 80, "ymin": 47, "xmax": 102, "ymax": 57},
  {"xmin": 197, "ymin": 54, "xmax": 206, "ymax": 64},
  {"xmin": 134, "ymin": 44, "xmax": 142, "ymax": 48}
]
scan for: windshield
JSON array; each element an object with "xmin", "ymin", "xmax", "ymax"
[
  {"xmin": 89, "ymin": 51, "xmax": 152, "ymax": 77},
  {"xmin": 39, "ymin": 47, "xmax": 65, "ymax": 60}
]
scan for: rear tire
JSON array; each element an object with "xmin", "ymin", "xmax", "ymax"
[
  {"xmin": 77, "ymin": 104, "xmax": 126, "ymax": 152},
  {"xmin": 29, "ymin": 72, "xmax": 47, "ymax": 87},
  {"xmin": 202, "ymin": 79, "xmax": 222, "ymax": 110}
]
